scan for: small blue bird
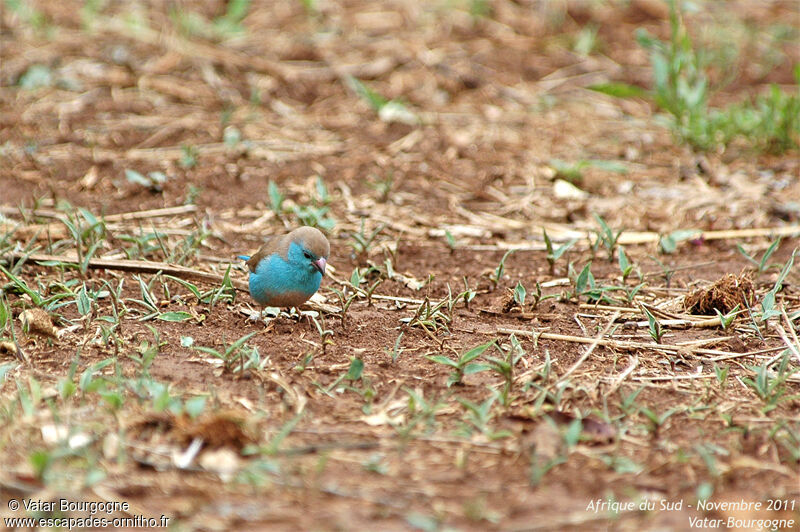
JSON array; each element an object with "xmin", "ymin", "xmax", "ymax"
[{"xmin": 238, "ymin": 226, "xmax": 330, "ymax": 308}]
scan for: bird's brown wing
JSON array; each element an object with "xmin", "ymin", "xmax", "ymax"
[{"xmin": 245, "ymin": 234, "xmax": 289, "ymax": 272}]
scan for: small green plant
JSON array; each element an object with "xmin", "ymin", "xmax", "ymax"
[
  {"xmin": 513, "ymin": 281, "xmax": 526, "ymax": 308},
  {"xmin": 324, "ymin": 357, "xmax": 364, "ymax": 394},
  {"xmin": 348, "ymin": 219, "xmax": 384, "ymax": 259},
  {"xmin": 125, "ymin": 169, "xmax": 168, "ymax": 193},
  {"xmin": 180, "ymin": 145, "xmax": 199, "ymax": 168},
  {"xmin": 267, "ymin": 180, "xmax": 285, "ymax": 215},
  {"xmin": 403, "ymin": 296, "xmax": 451, "ymax": 334},
  {"xmin": 369, "ymin": 170, "xmax": 394, "ymax": 203},
  {"xmin": 292, "ymin": 177, "xmax": 335, "ymax": 231},
  {"xmin": 456, "ymin": 390, "xmax": 512, "ymax": 440},
  {"xmin": 385, "ymin": 331, "xmax": 405, "ymax": 363},
  {"xmin": 346, "ymin": 77, "xmax": 419, "ymax": 125},
  {"xmin": 549, "ymin": 159, "xmax": 627, "ymax": 184},
  {"xmin": 484, "ymin": 335, "xmax": 525, "ymax": 405},
  {"xmin": 659, "ymin": 229, "xmax": 701, "ymax": 254},
  {"xmin": 635, "ymin": 0, "xmax": 800, "ymax": 152},
  {"xmin": 714, "ymin": 305, "xmax": 740, "ymax": 330},
  {"xmin": 617, "ymin": 246, "xmax": 634, "ymax": 282},
  {"xmin": 737, "ymin": 238, "xmax": 781, "ymax": 274},
  {"xmin": 639, "ymin": 405, "xmax": 680, "ymax": 436},
  {"xmin": 426, "ymin": 341, "xmax": 494, "ymax": 387},
  {"xmin": 330, "ymin": 286, "xmax": 357, "ymax": 329},
  {"xmin": 741, "ymin": 352, "xmax": 798, "ymax": 413},
  {"xmin": 641, "ymin": 305, "xmax": 664, "ymax": 343},
  {"xmin": 759, "ymin": 250, "xmax": 795, "ymax": 322},
  {"xmin": 192, "ymin": 332, "xmax": 258, "ymax": 373},
  {"xmin": 592, "ymin": 214, "xmax": 623, "ymax": 261},
  {"xmin": 490, "ymin": 250, "xmax": 515, "ymax": 289},
  {"xmin": 543, "ymin": 228, "xmax": 577, "ymax": 274},
  {"xmin": 171, "ymin": 0, "xmax": 250, "ymax": 40}
]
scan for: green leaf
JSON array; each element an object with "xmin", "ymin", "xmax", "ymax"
[
  {"xmin": 463, "ymin": 363, "xmax": 492, "ymax": 375},
  {"xmin": 124, "ymin": 169, "xmax": 150, "ymax": 186},
  {"xmin": 459, "ymin": 341, "xmax": 495, "ymax": 364},
  {"xmin": 185, "ymin": 396, "xmax": 207, "ymax": 418},
  {"xmin": 267, "ymin": 180, "xmax": 284, "ymax": 213},
  {"xmin": 659, "ymin": 229, "xmax": 701, "ymax": 254},
  {"xmin": 588, "ymin": 82, "xmax": 648, "ymax": 99},
  {"xmin": 426, "ymin": 355, "xmax": 459, "ymax": 368},
  {"xmin": 587, "ymin": 159, "xmax": 628, "ymax": 173},
  {"xmin": 345, "ymin": 357, "xmax": 364, "ymax": 380},
  {"xmin": 157, "ymin": 311, "xmax": 193, "ymax": 322},
  {"xmin": 575, "ymin": 263, "xmax": 593, "ymax": 294}
]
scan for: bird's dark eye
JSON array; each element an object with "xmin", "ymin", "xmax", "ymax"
[{"xmin": 303, "ymin": 251, "xmax": 312, "ymax": 259}]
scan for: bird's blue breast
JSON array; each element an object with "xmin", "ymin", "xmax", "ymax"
[{"xmin": 247, "ymin": 243, "xmax": 322, "ymax": 307}]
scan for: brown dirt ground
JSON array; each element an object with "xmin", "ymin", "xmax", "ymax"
[{"xmin": 1, "ymin": 1, "xmax": 799, "ymax": 531}]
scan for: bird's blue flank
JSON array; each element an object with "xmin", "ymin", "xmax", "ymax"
[
  {"xmin": 247, "ymin": 241, "xmax": 322, "ymax": 306},
  {"xmin": 238, "ymin": 255, "xmax": 250, "ymax": 261}
]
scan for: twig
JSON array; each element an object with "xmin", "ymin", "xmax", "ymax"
[
  {"xmin": 496, "ymin": 327, "xmax": 780, "ymax": 359},
  {"xmin": 557, "ymin": 312, "xmax": 620, "ymax": 384},
  {"xmin": 3, "ymin": 251, "xmax": 249, "ymax": 292},
  {"xmin": 603, "ymin": 355, "xmax": 638, "ymax": 397}
]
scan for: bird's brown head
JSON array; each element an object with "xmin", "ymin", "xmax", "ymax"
[{"xmin": 289, "ymin": 226, "xmax": 330, "ymax": 274}]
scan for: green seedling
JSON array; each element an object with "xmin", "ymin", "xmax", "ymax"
[
  {"xmin": 456, "ymin": 389, "xmax": 513, "ymax": 440},
  {"xmin": 324, "ymin": 357, "xmax": 364, "ymax": 394},
  {"xmin": 641, "ymin": 305, "xmax": 664, "ymax": 343},
  {"xmin": 444, "ymin": 230, "xmax": 457, "ymax": 251},
  {"xmin": 713, "ymin": 364, "xmax": 729, "ymax": 390},
  {"xmin": 267, "ymin": 180, "xmax": 285, "ymax": 215},
  {"xmin": 543, "ymin": 228, "xmax": 577, "ymax": 274},
  {"xmin": 294, "ymin": 352, "xmax": 315, "ymax": 373},
  {"xmin": 346, "ymin": 76, "xmax": 419, "ymax": 125},
  {"xmin": 403, "ymin": 296, "xmax": 451, "ymax": 333},
  {"xmin": 369, "ymin": 170, "xmax": 394, "ymax": 203},
  {"xmin": 426, "ymin": 341, "xmax": 494, "ymax": 387},
  {"xmin": 180, "ymin": 145, "xmax": 198, "ymax": 168},
  {"xmin": 617, "ymin": 246, "xmax": 634, "ymax": 282},
  {"xmin": 128, "ymin": 325, "xmax": 164, "ymax": 374},
  {"xmin": 125, "ymin": 169, "xmax": 168, "ymax": 193},
  {"xmin": 592, "ymin": 214, "xmax": 623, "ymax": 262},
  {"xmin": 490, "ymin": 249, "xmax": 515, "ymax": 288},
  {"xmin": 566, "ymin": 262, "xmax": 613, "ymax": 304},
  {"xmin": 635, "ymin": 0, "xmax": 800, "ymax": 152},
  {"xmin": 310, "ymin": 314, "xmax": 333, "ymax": 355},
  {"xmin": 458, "ymin": 277, "xmax": 477, "ymax": 311},
  {"xmin": 513, "ymin": 281, "xmax": 526, "ymax": 308},
  {"xmin": 396, "ymin": 387, "xmax": 448, "ymax": 439},
  {"xmin": 193, "ymin": 331, "xmax": 258, "ymax": 374},
  {"xmin": 172, "ymin": 0, "xmax": 250, "ymax": 40},
  {"xmin": 484, "ymin": 335, "xmax": 524, "ymax": 406},
  {"xmin": 385, "ymin": 331, "xmax": 405, "ymax": 363},
  {"xmin": 713, "ymin": 304, "xmax": 740, "ymax": 330},
  {"xmin": 348, "ymin": 219, "xmax": 384, "ymax": 259},
  {"xmin": 619, "ymin": 386, "xmax": 645, "ymax": 417},
  {"xmin": 549, "ymin": 159, "xmax": 628, "ymax": 184},
  {"xmin": 737, "ymin": 238, "xmax": 781, "ymax": 273},
  {"xmin": 639, "ymin": 405, "xmax": 680, "ymax": 436},
  {"xmin": 759, "ymin": 250, "xmax": 796, "ymax": 322},
  {"xmin": 658, "ymin": 229, "xmax": 702, "ymax": 254},
  {"xmin": 293, "ymin": 204, "xmax": 335, "ymax": 231},
  {"xmin": 168, "ymin": 222, "xmax": 211, "ymax": 265},
  {"xmin": 349, "ymin": 266, "xmax": 383, "ymax": 306},
  {"xmin": 330, "ymin": 286, "xmax": 357, "ymax": 328},
  {"xmin": 742, "ymin": 352, "xmax": 798, "ymax": 413}
]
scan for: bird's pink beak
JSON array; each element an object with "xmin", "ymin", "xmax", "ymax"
[{"xmin": 312, "ymin": 257, "xmax": 327, "ymax": 275}]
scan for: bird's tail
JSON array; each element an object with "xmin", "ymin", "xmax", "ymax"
[{"xmin": 237, "ymin": 255, "xmax": 250, "ymax": 261}]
